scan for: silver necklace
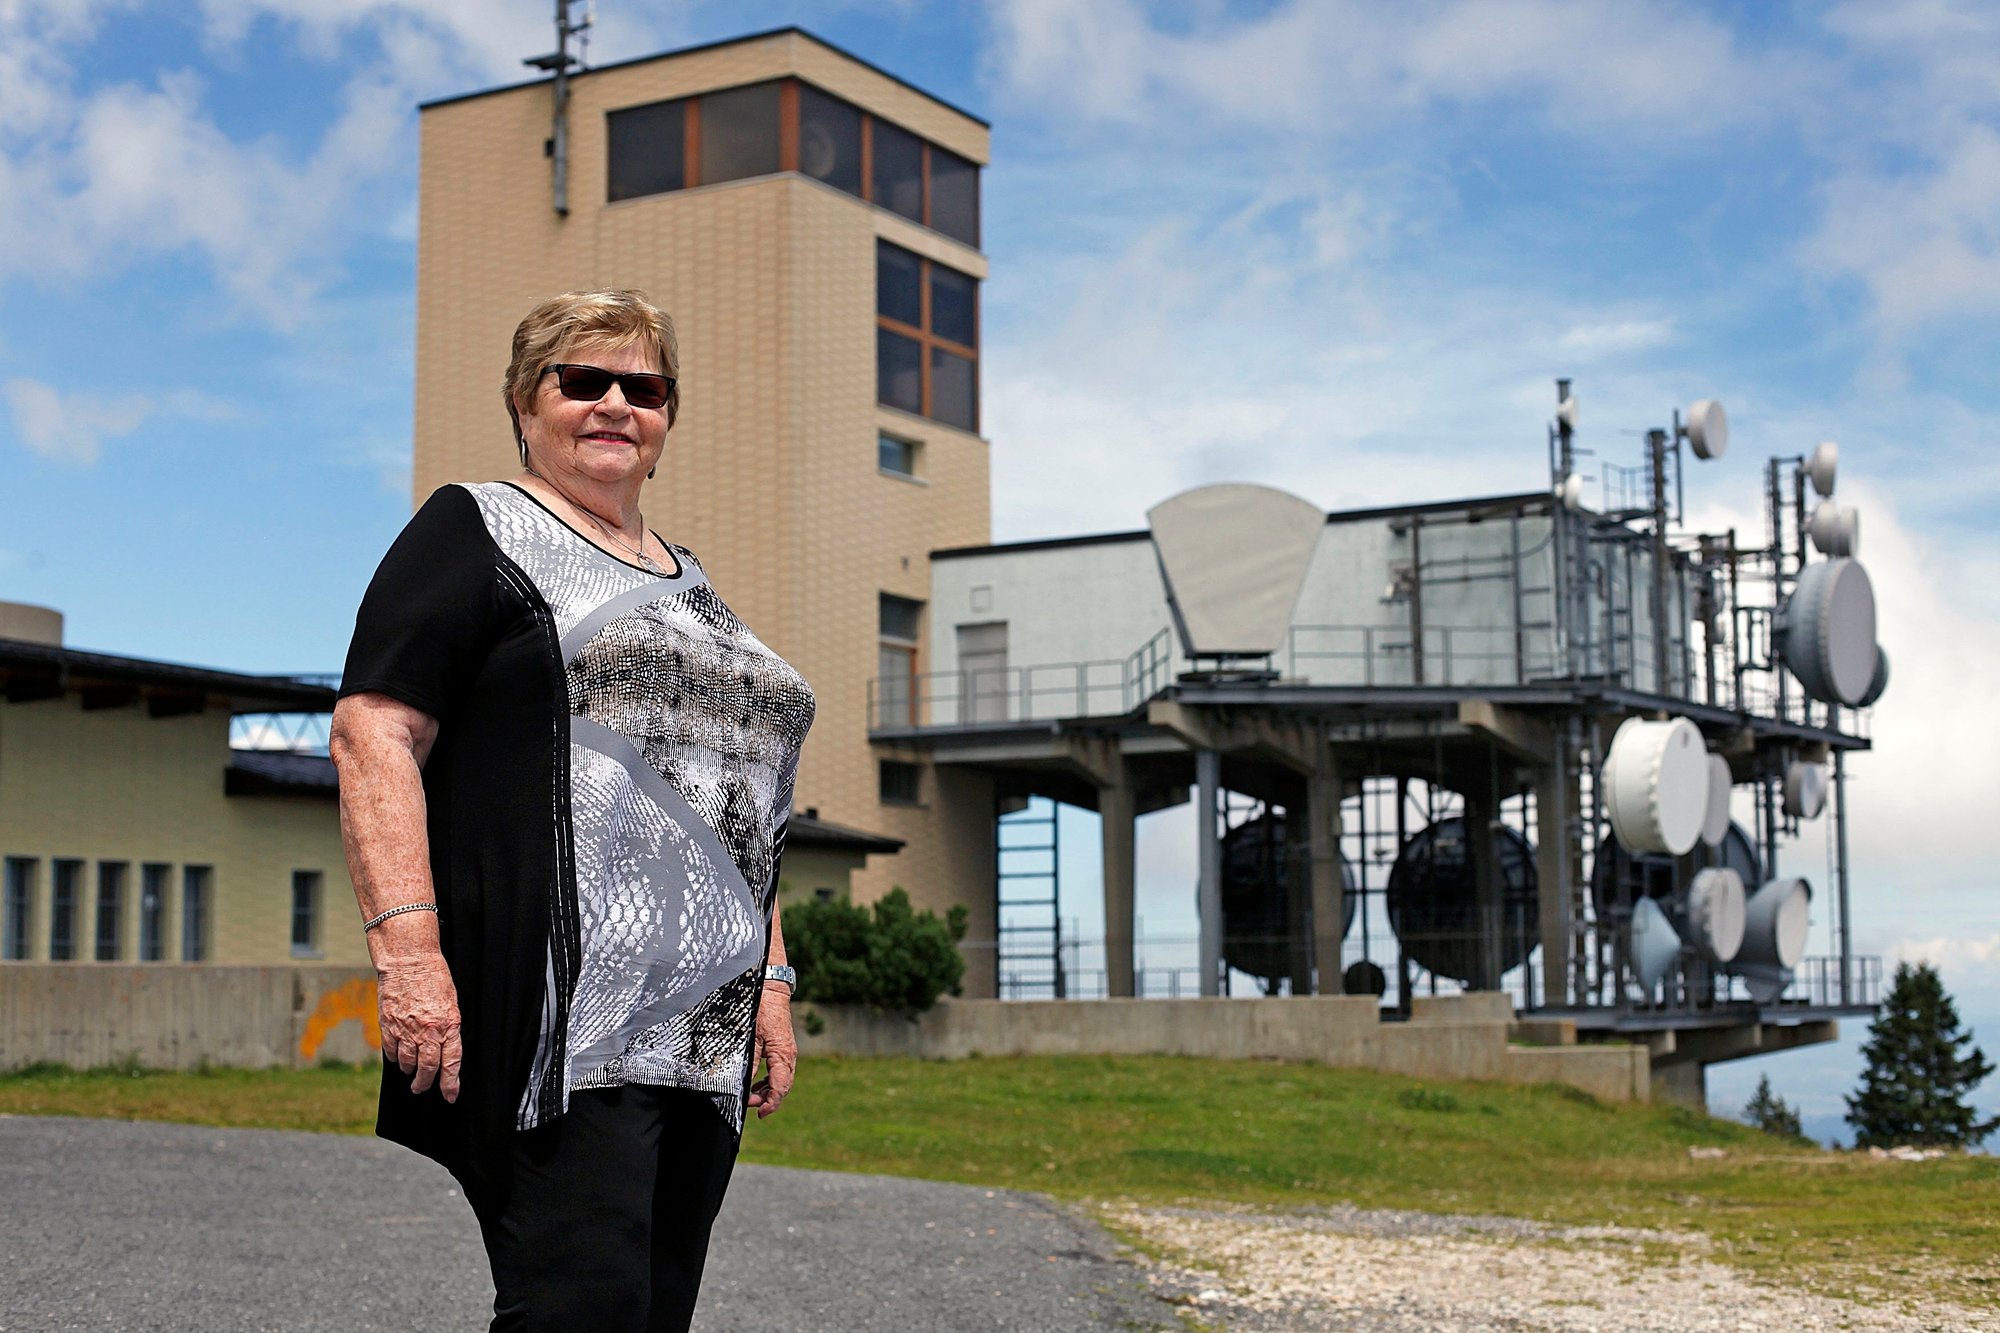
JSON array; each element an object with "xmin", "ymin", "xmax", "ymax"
[{"xmin": 525, "ymin": 466, "xmax": 671, "ymax": 576}]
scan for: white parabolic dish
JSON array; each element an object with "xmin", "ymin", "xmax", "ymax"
[
  {"xmin": 1700, "ymin": 753, "xmax": 1733, "ymax": 848},
  {"xmin": 1783, "ymin": 761, "xmax": 1828, "ymax": 819},
  {"xmin": 1603, "ymin": 717, "xmax": 1709, "ymax": 857},
  {"xmin": 1739, "ymin": 877, "xmax": 1813, "ymax": 971},
  {"xmin": 1688, "ymin": 867, "xmax": 1747, "ymax": 963},
  {"xmin": 1782, "ymin": 558, "xmax": 1877, "ymax": 706}
]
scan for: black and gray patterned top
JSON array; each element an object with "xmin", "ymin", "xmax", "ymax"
[{"xmin": 340, "ymin": 481, "xmax": 814, "ymax": 1162}]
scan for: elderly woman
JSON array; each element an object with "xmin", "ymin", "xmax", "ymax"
[{"xmin": 331, "ymin": 289, "xmax": 813, "ymax": 1332}]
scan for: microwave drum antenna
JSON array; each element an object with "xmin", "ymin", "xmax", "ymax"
[
  {"xmin": 1687, "ymin": 867, "xmax": 1747, "ymax": 963},
  {"xmin": 1857, "ymin": 645, "xmax": 1890, "ymax": 708},
  {"xmin": 1779, "ymin": 558, "xmax": 1877, "ymax": 705},
  {"xmin": 1603, "ymin": 717, "xmax": 1709, "ymax": 857},
  {"xmin": 1808, "ymin": 502, "xmax": 1860, "ymax": 558},
  {"xmin": 1630, "ymin": 896, "xmax": 1683, "ymax": 993},
  {"xmin": 1808, "ymin": 441, "xmax": 1839, "ymax": 496},
  {"xmin": 1684, "ymin": 400, "xmax": 1728, "ymax": 460},
  {"xmin": 1700, "ymin": 753, "xmax": 1733, "ymax": 847},
  {"xmin": 1783, "ymin": 760, "xmax": 1828, "ymax": 819}
]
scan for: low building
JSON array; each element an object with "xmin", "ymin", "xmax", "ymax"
[{"xmin": 0, "ymin": 604, "xmax": 900, "ymax": 972}]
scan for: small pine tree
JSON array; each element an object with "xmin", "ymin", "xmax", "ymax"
[
  {"xmin": 1845, "ymin": 961, "xmax": 1999, "ymax": 1150},
  {"xmin": 1742, "ymin": 1073, "xmax": 1804, "ymax": 1140}
]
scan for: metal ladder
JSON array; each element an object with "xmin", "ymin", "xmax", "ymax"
[{"xmin": 995, "ymin": 797, "xmax": 1063, "ymax": 999}]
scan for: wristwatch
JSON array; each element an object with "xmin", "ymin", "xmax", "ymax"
[{"xmin": 763, "ymin": 964, "xmax": 797, "ymax": 988}]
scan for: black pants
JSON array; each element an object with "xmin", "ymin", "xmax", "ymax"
[{"xmin": 460, "ymin": 1085, "xmax": 740, "ymax": 1333}]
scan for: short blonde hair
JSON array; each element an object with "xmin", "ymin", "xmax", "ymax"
[{"xmin": 503, "ymin": 289, "xmax": 680, "ymax": 458}]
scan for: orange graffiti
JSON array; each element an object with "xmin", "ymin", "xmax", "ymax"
[{"xmin": 299, "ymin": 977, "xmax": 382, "ymax": 1061}]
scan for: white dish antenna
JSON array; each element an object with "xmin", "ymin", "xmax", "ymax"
[
  {"xmin": 1807, "ymin": 502, "xmax": 1860, "ymax": 558},
  {"xmin": 1148, "ymin": 484, "xmax": 1325, "ymax": 659},
  {"xmin": 1603, "ymin": 717, "xmax": 1710, "ymax": 857},
  {"xmin": 1684, "ymin": 399, "xmax": 1728, "ymax": 460},
  {"xmin": 1780, "ymin": 558, "xmax": 1877, "ymax": 706},
  {"xmin": 1858, "ymin": 645, "xmax": 1890, "ymax": 708},
  {"xmin": 1558, "ymin": 473, "xmax": 1585, "ymax": 511},
  {"xmin": 1700, "ymin": 753, "xmax": 1733, "ymax": 848},
  {"xmin": 1630, "ymin": 896, "xmax": 1683, "ymax": 992},
  {"xmin": 1738, "ymin": 877, "xmax": 1812, "ymax": 971},
  {"xmin": 1807, "ymin": 441, "xmax": 1839, "ymax": 496},
  {"xmin": 1557, "ymin": 394, "xmax": 1580, "ymax": 432},
  {"xmin": 1687, "ymin": 867, "xmax": 1747, "ymax": 963},
  {"xmin": 1782, "ymin": 760, "xmax": 1828, "ymax": 819}
]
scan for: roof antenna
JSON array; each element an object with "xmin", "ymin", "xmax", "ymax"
[{"xmin": 525, "ymin": 1, "xmax": 593, "ymax": 217}]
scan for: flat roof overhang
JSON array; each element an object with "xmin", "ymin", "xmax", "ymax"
[{"xmin": 0, "ymin": 637, "xmax": 336, "ymax": 716}]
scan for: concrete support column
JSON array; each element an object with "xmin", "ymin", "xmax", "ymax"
[
  {"xmin": 1306, "ymin": 740, "xmax": 1345, "ymax": 995},
  {"xmin": 1463, "ymin": 775, "xmax": 1502, "ymax": 994},
  {"xmin": 24, "ymin": 859, "xmax": 50, "ymax": 962},
  {"xmin": 1195, "ymin": 749, "xmax": 1222, "ymax": 997},
  {"xmin": 1100, "ymin": 774, "xmax": 1138, "ymax": 999},
  {"xmin": 1533, "ymin": 755, "xmax": 1575, "ymax": 1009}
]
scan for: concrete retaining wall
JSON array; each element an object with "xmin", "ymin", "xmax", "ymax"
[
  {"xmin": 801, "ymin": 993, "xmax": 1651, "ymax": 1102},
  {"xmin": 0, "ymin": 965, "xmax": 381, "ymax": 1070},
  {"xmin": 0, "ymin": 968, "xmax": 1651, "ymax": 1104}
]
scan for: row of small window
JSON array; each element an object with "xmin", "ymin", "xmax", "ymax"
[
  {"xmin": 607, "ymin": 79, "xmax": 980, "ymax": 247},
  {"xmin": 1, "ymin": 858, "xmax": 327, "ymax": 962},
  {"xmin": 877, "ymin": 240, "xmax": 977, "ymax": 432}
]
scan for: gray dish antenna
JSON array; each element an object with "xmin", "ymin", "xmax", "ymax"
[
  {"xmin": 1147, "ymin": 483, "xmax": 1325, "ymax": 660},
  {"xmin": 1687, "ymin": 867, "xmax": 1747, "ymax": 963},
  {"xmin": 1858, "ymin": 645, "xmax": 1890, "ymax": 708},
  {"xmin": 1808, "ymin": 441, "xmax": 1838, "ymax": 496},
  {"xmin": 1683, "ymin": 399, "xmax": 1728, "ymax": 460},
  {"xmin": 1630, "ymin": 897, "xmax": 1682, "ymax": 993},
  {"xmin": 1783, "ymin": 760, "xmax": 1827, "ymax": 819},
  {"xmin": 1733, "ymin": 877, "xmax": 1812, "ymax": 1003},
  {"xmin": 1779, "ymin": 558, "xmax": 1877, "ymax": 706},
  {"xmin": 1602, "ymin": 717, "xmax": 1709, "ymax": 857},
  {"xmin": 1808, "ymin": 502, "xmax": 1860, "ymax": 558}
]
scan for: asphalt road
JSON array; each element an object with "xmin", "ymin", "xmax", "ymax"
[{"xmin": 0, "ymin": 1116, "xmax": 1171, "ymax": 1332}]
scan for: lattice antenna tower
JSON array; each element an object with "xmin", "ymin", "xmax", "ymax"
[{"xmin": 525, "ymin": 0, "xmax": 596, "ymax": 216}]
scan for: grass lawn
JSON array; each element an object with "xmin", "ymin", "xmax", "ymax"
[{"xmin": 4, "ymin": 1054, "xmax": 1994, "ymax": 1308}]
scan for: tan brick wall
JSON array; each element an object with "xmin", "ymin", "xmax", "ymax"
[
  {"xmin": 414, "ymin": 31, "xmax": 998, "ymax": 989},
  {"xmin": 0, "ymin": 698, "xmax": 358, "ymax": 968}
]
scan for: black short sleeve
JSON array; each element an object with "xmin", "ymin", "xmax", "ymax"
[{"xmin": 340, "ymin": 485, "xmax": 506, "ymax": 721}]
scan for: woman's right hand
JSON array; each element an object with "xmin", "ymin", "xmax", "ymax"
[{"xmin": 376, "ymin": 950, "xmax": 463, "ymax": 1102}]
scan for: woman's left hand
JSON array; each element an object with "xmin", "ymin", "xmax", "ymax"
[{"xmin": 747, "ymin": 986, "xmax": 796, "ymax": 1120}]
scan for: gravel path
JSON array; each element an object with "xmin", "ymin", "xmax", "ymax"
[
  {"xmin": 0, "ymin": 1116, "xmax": 1169, "ymax": 1331},
  {"xmin": 1114, "ymin": 1201, "xmax": 1998, "ymax": 1332}
]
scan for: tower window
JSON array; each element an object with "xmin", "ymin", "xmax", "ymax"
[{"xmin": 876, "ymin": 241, "xmax": 978, "ymax": 431}]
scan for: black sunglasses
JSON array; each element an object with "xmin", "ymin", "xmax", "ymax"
[{"xmin": 542, "ymin": 363, "xmax": 675, "ymax": 410}]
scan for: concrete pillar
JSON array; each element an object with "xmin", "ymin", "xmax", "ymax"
[
  {"xmin": 1463, "ymin": 775, "xmax": 1503, "ymax": 993},
  {"xmin": 24, "ymin": 858, "xmax": 49, "ymax": 962},
  {"xmin": 1306, "ymin": 742, "xmax": 1345, "ymax": 994},
  {"xmin": 1651, "ymin": 1059, "xmax": 1706, "ymax": 1109},
  {"xmin": 1100, "ymin": 773, "xmax": 1137, "ymax": 998},
  {"xmin": 1533, "ymin": 757, "xmax": 1575, "ymax": 1009},
  {"xmin": 1195, "ymin": 749, "xmax": 1222, "ymax": 997}
]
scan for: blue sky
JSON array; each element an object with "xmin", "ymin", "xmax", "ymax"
[{"xmin": 3, "ymin": 0, "xmax": 1998, "ymax": 1139}]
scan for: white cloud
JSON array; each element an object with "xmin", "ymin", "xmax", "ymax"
[
  {"xmin": 3, "ymin": 377, "xmax": 149, "ymax": 465},
  {"xmin": 1556, "ymin": 318, "xmax": 1676, "ymax": 360},
  {"xmin": 3, "ymin": 376, "xmax": 239, "ymax": 465}
]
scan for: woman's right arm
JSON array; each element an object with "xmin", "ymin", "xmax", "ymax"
[{"xmin": 330, "ymin": 691, "xmax": 462, "ymax": 1104}]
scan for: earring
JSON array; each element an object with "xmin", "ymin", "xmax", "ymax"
[{"xmin": 647, "ymin": 466, "xmax": 657, "ymax": 480}]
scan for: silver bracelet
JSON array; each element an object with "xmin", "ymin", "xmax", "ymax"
[{"xmin": 363, "ymin": 902, "xmax": 438, "ymax": 932}]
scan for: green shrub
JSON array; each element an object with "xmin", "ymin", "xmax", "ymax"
[{"xmin": 785, "ymin": 887, "xmax": 967, "ymax": 1013}]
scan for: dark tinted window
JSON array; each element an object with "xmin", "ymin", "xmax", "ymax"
[
  {"xmin": 879, "ymin": 760, "xmax": 921, "ymax": 803},
  {"xmin": 292, "ymin": 870, "xmax": 320, "ymax": 955},
  {"xmin": 929, "ymin": 147, "xmax": 979, "ymax": 246},
  {"xmin": 930, "ymin": 265, "xmax": 976, "ymax": 347},
  {"xmin": 181, "ymin": 865, "xmax": 209, "ymax": 962},
  {"xmin": 879, "ymin": 593, "xmax": 924, "ymax": 641},
  {"xmin": 931, "ymin": 348, "xmax": 976, "ymax": 432},
  {"xmin": 3, "ymin": 858, "xmax": 31, "ymax": 961},
  {"xmin": 878, "ymin": 432, "xmax": 917, "ymax": 476},
  {"xmin": 798, "ymin": 85, "xmax": 862, "ymax": 196},
  {"xmin": 699, "ymin": 82, "xmax": 781, "ymax": 185},
  {"xmin": 872, "ymin": 118, "xmax": 923, "ymax": 222},
  {"xmin": 140, "ymin": 863, "xmax": 168, "ymax": 962},
  {"xmin": 877, "ymin": 329, "xmax": 922, "ymax": 414},
  {"xmin": 50, "ymin": 859, "xmax": 79, "ymax": 961},
  {"xmin": 607, "ymin": 100, "xmax": 684, "ymax": 202},
  {"xmin": 876, "ymin": 241, "xmax": 923, "ymax": 327},
  {"xmin": 95, "ymin": 862, "xmax": 125, "ymax": 961}
]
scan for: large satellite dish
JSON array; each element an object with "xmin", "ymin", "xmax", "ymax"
[
  {"xmin": 1684, "ymin": 400, "xmax": 1728, "ymax": 460},
  {"xmin": 1147, "ymin": 483, "xmax": 1325, "ymax": 658},
  {"xmin": 1386, "ymin": 817, "xmax": 1538, "ymax": 985},
  {"xmin": 1603, "ymin": 717, "xmax": 1709, "ymax": 857},
  {"xmin": 1780, "ymin": 558, "xmax": 1877, "ymax": 705},
  {"xmin": 1219, "ymin": 810, "xmax": 1356, "ymax": 986}
]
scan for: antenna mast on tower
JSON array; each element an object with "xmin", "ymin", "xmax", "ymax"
[{"xmin": 525, "ymin": 1, "xmax": 594, "ymax": 217}]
